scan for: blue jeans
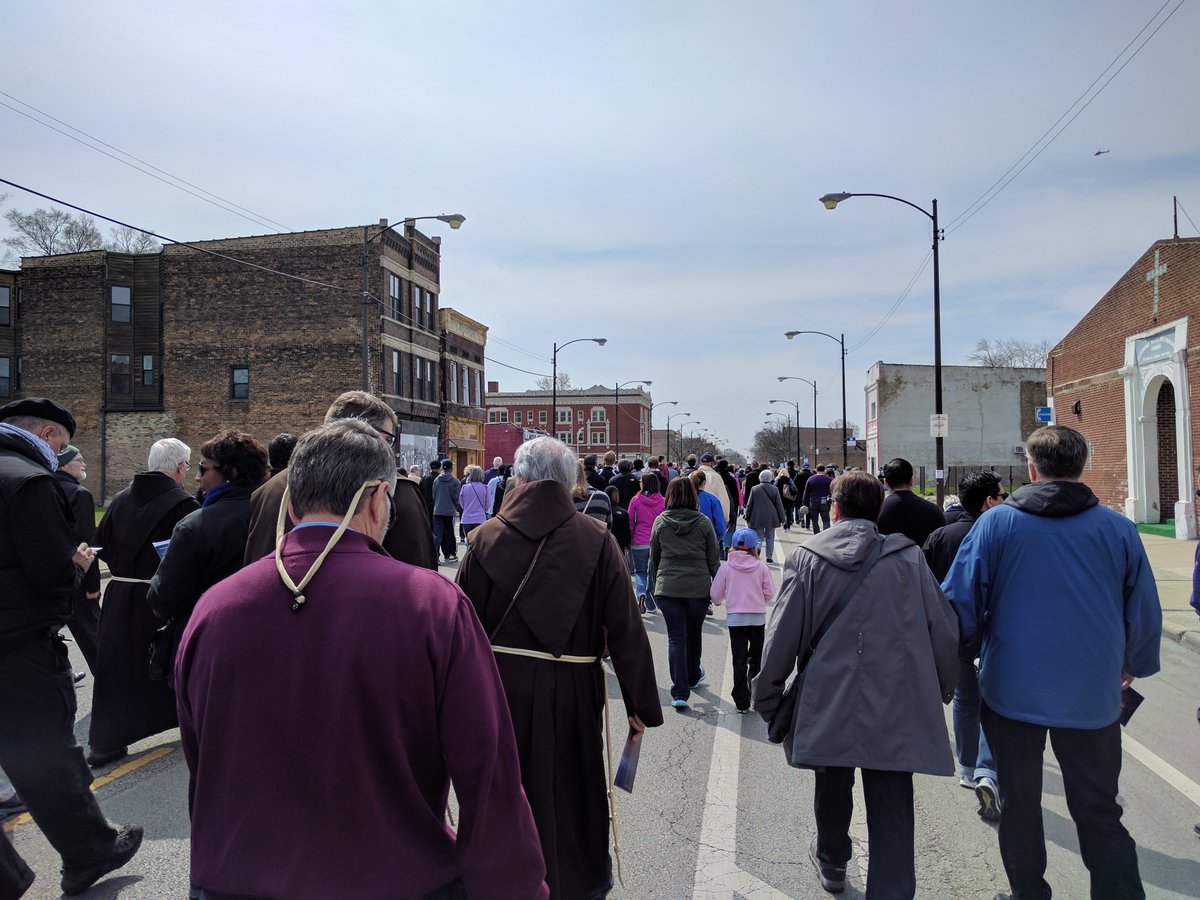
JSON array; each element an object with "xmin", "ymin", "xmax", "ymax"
[
  {"xmin": 753, "ymin": 527, "xmax": 776, "ymax": 561},
  {"xmin": 656, "ymin": 596, "xmax": 708, "ymax": 702},
  {"xmin": 953, "ymin": 659, "xmax": 996, "ymax": 782},
  {"xmin": 630, "ymin": 548, "xmax": 656, "ymax": 611}
]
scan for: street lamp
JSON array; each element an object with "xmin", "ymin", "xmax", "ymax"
[
  {"xmin": 649, "ymin": 400, "xmax": 679, "ymax": 457},
  {"xmin": 777, "ymin": 376, "xmax": 819, "ymax": 468},
  {"xmin": 552, "ymin": 337, "xmax": 607, "ymax": 443},
  {"xmin": 362, "ymin": 214, "xmax": 464, "ymax": 392},
  {"xmin": 764, "ymin": 412, "xmax": 789, "ymax": 463},
  {"xmin": 819, "ymin": 191, "xmax": 943, "ymax": 503},
  {"xmin": 784, "ymin": 330, "xmax": 847, "ymax": 469},
  {"xmin": 769, "ymin": 398, "xmax": 803, "ymax": 467},
  {"xmin": 680, "ymin": 420, "xmax": 700, "ymax": 461},
  {"xmin": 614, "ymin": 379, "xmax": 652, "ymax": 459},
  {"xmin": 666, "ymin": 411, "xmax": 691, "ymax": 460}
]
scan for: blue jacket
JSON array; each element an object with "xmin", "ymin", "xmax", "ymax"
[
  {"xmin": 941, "ymin": 480, "xmax": 1161, "ymax": 729},
  {"xmin": 697, "ymin": 489, "xmax": 727, "ymax": 541}
]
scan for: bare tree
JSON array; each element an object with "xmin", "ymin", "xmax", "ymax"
[
  {"xmin": 826, "ymin": 418, "xmax": 861, "ymax": 437},
  {"xmin": 967, "ymin": 338, "xmax": 1050, "ymax": 368},
  {"xmin": 534, "ymin": 372, "xmax": 573, "ymax": 392},
  {"xmin": 3, "ymin": 207, "xmax": 104, "ymax": 257},
  {"xmin": 106, "ymin": 225, "xmax": 162, "ymax": 254},
  {"xmin": 751, "ymin": 423, "xmax": 795, "ymax": 464}
]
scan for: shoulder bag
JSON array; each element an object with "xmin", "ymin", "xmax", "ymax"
[{"xmin": 766, "ymin": 535, "xmax": 885, "ymax": 744}]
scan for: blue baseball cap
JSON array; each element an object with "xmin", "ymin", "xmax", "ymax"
[{"xmin": 731, "ymin": 528, "xmax": 760, "ymax": 550}]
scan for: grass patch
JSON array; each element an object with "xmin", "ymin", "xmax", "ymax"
[{"xmin": 1136, "ymin": 519, "xmax": 1176, "ymax": 538}]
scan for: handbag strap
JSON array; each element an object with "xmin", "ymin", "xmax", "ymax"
[
  {"xmin": 798, "ymin": 534, "xmax": 884, "ymax": 671},
  {"xmin": 487, "ymin": 531, "xmax": 550, "ymax": 643}
]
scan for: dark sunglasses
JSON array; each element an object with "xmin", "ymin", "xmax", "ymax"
[
  {"xmin": 198, "ymin": 462, "xmax": 220, "ymax": 476},
  {"xmin": 997, "ymin": 492, "xmax": 1008, "ymax": 500}
]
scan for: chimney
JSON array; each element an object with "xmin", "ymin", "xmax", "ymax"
[
  {"xmin": 378, "ymin": 218, "xmax": 388, "ymax": 228},
  {"xmin": 488, "ymin": 381, "xmax": 500, "ymax": 393}
]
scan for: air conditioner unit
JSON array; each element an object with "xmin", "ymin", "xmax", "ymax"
[{"xmin": 1013, "ymin": 445, "xmax": 1027, "ymax": 455}]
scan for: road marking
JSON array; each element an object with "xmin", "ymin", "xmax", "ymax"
[
  {"xmin": 3, "ymin": 746, "xmax": 175, "ymax": 833},
  {"xmin": 1123, "ymin": 733, "xmax": 1200, "ymax": 807}
]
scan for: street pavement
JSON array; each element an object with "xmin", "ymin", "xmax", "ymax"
[{"xmin": 5, "ymin": 527, "xmax": 1200, "ymax": 899}]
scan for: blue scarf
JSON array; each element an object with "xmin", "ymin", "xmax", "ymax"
[
  {"xmin": 201, "ymin": 481, "xmax": 234, "ymax": 508},
  {"xmin": 0, "ymin": 423, "xmax": 59, "ymax": 471}
]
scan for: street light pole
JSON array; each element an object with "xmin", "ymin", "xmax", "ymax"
[
  {"xmin": 819, "ymin": 191, "xmax": 944, "ymax": 503},
  {"xmin": 680, "ymin": 420, "xmax": 700, "ymax": 462},
  {"xmin": 650, "ymin": 400, "xmax": 679, "ymax": 457},
  {"xmin": 778, "ymin": 376, "xmax": 818, "ymax": 467},
  {"xmin": 784, "ymin": 330, "xmax": 847, "ymax": 469},
  {"xmin": 614, "ymin": 379, "xmax": 651, "ymax": 459},
  {"xmin": 361, "ymin": 214, "xmax": 465, "ymax": 392},
  {"xmin": 551, "ymin": 337, "xmax": 608, "ymax": 445},
  {"xmin": 769, "ymin": 398, "xmax": 803, "ymax": 467},
  {"xmin": 666, "ymin": 411, "xmax": 691, "ymax": 461}
]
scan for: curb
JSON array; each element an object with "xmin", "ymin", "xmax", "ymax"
[{"xmin": 1163, "ymin": 623, "xmax": 1200, "ymax": 654}]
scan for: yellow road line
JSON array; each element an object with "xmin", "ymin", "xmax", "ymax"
[{"xmin": 2, "ymin": 746, "xmax": 176, "ymax": 833}]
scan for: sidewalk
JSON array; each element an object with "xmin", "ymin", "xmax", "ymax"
[{"xmin": 1138, "ymin": 534, "xmax": 1200, "ymax": 653}]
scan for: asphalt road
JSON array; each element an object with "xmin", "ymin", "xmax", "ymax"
[{"xmin": 6, "ymin": 527, "xmax": 1200, "ymax": 899}]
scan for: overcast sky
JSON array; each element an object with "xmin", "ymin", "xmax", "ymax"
[{"xmin": 3, "ymin": 1, "xmax": 1198, "ymax": 455}]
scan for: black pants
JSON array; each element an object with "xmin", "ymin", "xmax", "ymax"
[
  {"xmin": 981, "ymin": 704, "xmax": 1143, "ymax": 900},
  {"xmin": 67, "ymin": 593, "xmax": 101, "ymax": 675},
  {"xmin": 727, "ymin": 624, "xmax": 764, "ymax": 711},
  {"xmin": 813, "ymin": 767, "xmax": 915, "ymax": 899},
  {"xmin": 656, "ymin": 596, "xmax": 708, "ymax": 701},
  {"xmin": 431, "ymin": 515, "xmax": 457, "ymax": 560},
  {"xmin": 0, "ymin": 635, "xmax": 117, "ymax": 880}
]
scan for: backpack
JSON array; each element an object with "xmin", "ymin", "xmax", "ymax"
[
  {"xmin": 781, "ymin": 479, "xmax": 797, "ymax": 501},
  {"xmin": 491, "ymin": 477, "xmax": 508, "ymax": 517}
]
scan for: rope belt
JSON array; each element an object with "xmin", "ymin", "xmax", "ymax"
[
  {"xmin": 108, "ymin": 575, "xmax": 152, "ymax": 584},
  {"xmin": 490, "ymin": 646, "xmax": 624, "ymax": 887}
]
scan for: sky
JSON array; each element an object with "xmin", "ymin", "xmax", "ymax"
[{"xmin": 3, "ymin": 1, "xmax": 1198, "ymax": 456}]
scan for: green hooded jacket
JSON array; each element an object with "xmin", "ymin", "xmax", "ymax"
[{"xmin": 648, "ymin": 507, "xmax": 720, "ymax": 599}]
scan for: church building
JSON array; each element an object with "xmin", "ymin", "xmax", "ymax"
[{"xmin": 1047, "ymin": 236, "xmax": 1200, "ymax": 538}]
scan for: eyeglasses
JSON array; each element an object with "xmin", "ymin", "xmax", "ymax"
[
  {"xmin": 376, "ymin": 427, "xmax": 398, "ymax": 448},
  {"xmin": 198, "ymin": 463, "xmax": 220, "ymax": 476},
  {"xmin": 181, "ymin": 460, "xmax": 192, "ymax": 470},
  {"xmin": 997, "ymin": 492, "xmax": 1008, "ymax": 500}
]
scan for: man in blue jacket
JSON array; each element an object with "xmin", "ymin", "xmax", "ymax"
[{"xmin": 942, "ymin": 425, "xmax": 1160, "ymax": 900}]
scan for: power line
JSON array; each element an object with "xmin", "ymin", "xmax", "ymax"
[
  {"xmin": 488, "ymin": 334, "xmax": 551, "ymax": 362},
  {"xmin": 846, "ymin": 249, "xmax": 933, "ymax": 354},
  {"xmin": 1177, "ymin": 198, "xmax": 1200, "ymax": 236},
  {"xmin": 0, "ymin": 91, "xmax": 291, "ymax": 233},
  {"xmin": 483, "ymin": 357, "xmax": 551, "ymax": 378},
  {"xmin": 946, "ymin": 0, "xmax": 1185, "ymax": 235}
]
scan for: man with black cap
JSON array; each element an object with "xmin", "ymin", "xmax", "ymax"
[
  {"xmin": 54, "ymin": 445, "xmax": 102, "ymax": 680},
  {"xmin": 0, "ymin": 398, "xmax": 143, "ymax": 897},
  {"xmin": 583, "ymin": 454, "xmax": 607, "ymax": 492}
]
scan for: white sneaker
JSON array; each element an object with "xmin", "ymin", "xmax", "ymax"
[{"xmin": 959, "ymin": 774, "xmax": 978, "ymax": 789}]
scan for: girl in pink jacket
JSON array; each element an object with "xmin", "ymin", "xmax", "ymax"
[{"xmin": 710, "ymin": 527, "xmax": 776, "ymax": 712}]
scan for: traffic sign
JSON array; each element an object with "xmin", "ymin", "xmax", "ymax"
[
  {"xmin": 1035, "ymin": 406, "xmax": 1053, "ymax": 423},
  {"xmin": 930, "ymin": 414, "xmax": 948, "ymax": 438}
]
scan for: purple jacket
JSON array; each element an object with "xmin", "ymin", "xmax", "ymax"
[{"xmin": 176, "ymin": 527, "xmax": 547, "ymax": 899}]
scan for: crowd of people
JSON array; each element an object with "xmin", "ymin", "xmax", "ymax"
[{"xmin": 0, "ymin": 390, "xmax": 1174, "ymax": 899}]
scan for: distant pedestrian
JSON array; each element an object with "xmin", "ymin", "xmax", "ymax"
[
  {"xmin": 573, "ymin": 459, "xmax": 613, "ymax": 529},
  {"xmin": 689, "ymin": 469, "xmax": 727, "ymax": 546},
  {"xmin": 877, "ymin": 458, "xmax": 945, "ymax": 547},
  {"xmin": 583, "ymin": 454, "xmax": 607, "ymax": 492},
  {"xmin": 774, "ymin": 467, "xmax": 797, "ymax": 532},
  {"xmin": 607, "ymin": 459, "xmax": 640, "ymax": 509},
  {"xmin": 744, "ymin": 468, "xmax": 787, "ymax": 563},
  {"xmin": 266, "ymin": 432, "xmax": 297, "ymax": 477},
  {"xmin": 942, "ymin": 427, "xmax": 1161, "ymax": 900},
  {"xmin": 801, "ymin": 464, "xmax": 833, "ymax": 533},
  {"xmin": 628, "ymin": 472, "xmax": 665, "ymax": 613},
  {"xmin": 710, "ymin": 528, "xmax": 775, "ymax": 712},
  {"xmin": 54, "ymin": 445, "xmax": 101, "ymax": 677},
  {"xmin": 605, "ymin": 485, "xmax": 631, "ymax": 557},
  {"xmin": 459, "ymin": 465, "xmax": 489, "ymax": 545},
  {"xmin": 431, "ymin": 458, "xmax": 462, "ymax": 563}
]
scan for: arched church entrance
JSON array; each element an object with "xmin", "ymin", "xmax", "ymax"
[{"xmin": 1154, "ymin": 379, "xmax": 1178, "ymax": 522}]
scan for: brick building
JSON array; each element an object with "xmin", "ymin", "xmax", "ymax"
[
  {"xmin": 439, "ymin": 307, "xmax": 487, "ymax": 474},
  {"xmin": 0, "ymin": 221, "xmax": 468, "ymax": 501},
  {"xmin": 864, "ymin": 362, "xmax": 1045, "ymax": 482},
  {"xmin": 1048, "ymin": 236, "xmax": 1200, "ymax": 538},
  {"xmin": 484, "ymin": 382, "xmax": 652, "ymax": 460}
]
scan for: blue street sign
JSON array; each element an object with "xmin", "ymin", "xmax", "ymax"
[{"xmin": 1035, "ymin": 406, "xmax": 1053, "ymax": 423}]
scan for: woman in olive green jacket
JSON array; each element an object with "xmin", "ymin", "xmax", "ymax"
[{"xmin": 649, "ymin": 476, "xmax": 721, "ymax": 708}]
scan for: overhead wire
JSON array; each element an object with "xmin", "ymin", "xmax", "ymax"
[
  {"xmin": 1177, "ymin": 199, "xmax": 1200, "ymax": 236},
  {"xmin": 0, "ymin": 90, "xmax": 291, "ymax": 233},
  {"xmin": 846, "ymin": 250, "xmax": 933, "ymax": 355}
]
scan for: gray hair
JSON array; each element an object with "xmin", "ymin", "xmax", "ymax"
[
  {"xmin": 1026, "ymin": 425, "xmax": 1088, "ymax": 479},
  {"xmin": 287, "ymin": 420, "xmax": 397, "ymax": 519},
  {"xmin": 514, "ymin": 436, "xmax": 576, "ymax": 491},
  {"xmin": 148, "ymin": 438, "xmax": 191, "ymax": 473},
  {"xmin": 467, "ymin": 465, "xmax": 484, "ymax": 483},
  {"xmin": 759, "ymin": 468, "xmax": 774, "ymax": 483}
]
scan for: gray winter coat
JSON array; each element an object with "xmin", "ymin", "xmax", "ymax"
[
  {"xmin": 648, "ymin": 508, "xmax": 720, "ymax": 599},
  {"xmin": 431, "ymin": 472, "xmax": 462, "ymax": 517},
  {"xmin": 744, "ymin": 483, "xmax": 786, "ymax": 531},
  {"xmin": 752, "ymin": 518, "xmax": 958, "ymax": 775}
]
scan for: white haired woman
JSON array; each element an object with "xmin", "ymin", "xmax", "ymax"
[
  {"xmin": 456, "ymin": 436, "xmax": 662, "ymax": 898},
  {"xmin": 459, "ymin": 465, "xmax": 489, "ymax": 545},
  {"xmin": 744, "ymin": 468, "xmax": 787, "ymax": 564}
]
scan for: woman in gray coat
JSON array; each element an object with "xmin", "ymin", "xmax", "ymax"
[
  {"xmin": 752, "ymin": 471, "xmax": 958, "ymax": 899},
  {"xmin": 744, "ymin": 469, "xmax": 787, "ymax": 562}
]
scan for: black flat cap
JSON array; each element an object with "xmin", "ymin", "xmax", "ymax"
[{"xmin": 0, "ymin": 397, "xmax": 76, "ymax": 437}]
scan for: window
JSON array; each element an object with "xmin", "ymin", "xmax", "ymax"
[
  {"xmin": 425, "ymin": 360, "xmax": 435, "ymax": 402},
  {"xmin": 427, "ymin": 292, "xmax": 438, "ymax": 330},
  {"xmin": 557, "ymin": 431, "xmax": 571, "ymax": 443},
  {"xmin": 513, "ymin": 411, "xmax": 522, "ymax": 425},
  {"xmin": 414, "ymin": 286, "xmax": 424, "ymax": 329},
  {"xmin": 450, "ymin": 362, "xmax": 458, "ymax": 403},
  {"xmin": 577, "ymin": 410, "xmax": 584, "ymax": 422},
  {"xmin": 556, "ymin": 409, "xmax": 572, "ymax": 424},
  {"xmin": 230, "ymin": 366, "xmax": 249, "ymax": 400},
  {"xmin": 414, "ymin": 355, "xmax": 423, "ymax": 400},
  {"xmin": 0, "ymin": 287, "xmax": 9, "ymax": 326},
  {"xmin": 591, "ymin": 431, "xmax": 605, "ymax": 445},
  {"xmin": 142, "ymin": 355, "xmax": 154, "ymax": 386},
  {"xmin": 869, "ymin": 400, "xmax": 877, "ymax": 420},
  {"xmin": 389, "ymin": 274, "xmax": 401, "ymax": 321},
  {"xmin": 111, "ymin": 286, "xmax": 131, "ymax": 323},
  {"xmin": 0, "ymin": 358, "xmax": 9, "ymax": 397},
  {"xmin": 392, "ymin": 350, "xmax": 402, "ymax": 395},
  {"xmin": 475, "ymin": 370, "xmax": 482, "ymax": 406},
  {"xmin": 462, "ymin": 366, "xmax": 470, "ymax": 406},
  {"xmin": 110, "ymin": 355, "xmax": 131, "ymax": 394},
  {"xmin": 489, "ymin": 409, "xmax": 509, "ymax": 424},
  {"xmin": 539, "ymin": 410, "xmax": 547, "ymax": 425},
  {"xmin": 590, "ymin": 408, "xmax": 606, "ymax": 422}
]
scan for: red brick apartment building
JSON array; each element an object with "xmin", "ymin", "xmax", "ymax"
[
  {"xmin": 1047, "ymin": 236, "xmax": 1200, "ymax": 538},
  {"xmin": 484, "ymin": 383, "xmax": 652, "ymax": 461},
  {"xmin": 0, "ymin": 220, "xmax": 476, "ymax": 501}
]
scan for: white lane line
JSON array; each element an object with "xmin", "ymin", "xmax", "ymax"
[
  {"xmin": 1123, "ymin": 733, "xmax": 1200, "ymax": 807},
  {"xmin": 692, "ymin": 647, "xmax": 790, "ymax": 899}
]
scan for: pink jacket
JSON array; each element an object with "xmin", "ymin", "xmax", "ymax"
[
  {"xmin": 709, "ymin": 550, "xmax": 775, "ymax": 614},
  {"xmin": 627, "ymin": 492, "xmax": 665, "ymax": 547}
]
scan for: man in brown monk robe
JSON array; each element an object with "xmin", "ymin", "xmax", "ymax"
[
  {"xmin": 243, "ymin": 391, "xmax": 436, "ymax": 569},
  {"xmin": 457, "ymin": 436, "xmax": 663, "ymax": 899}
]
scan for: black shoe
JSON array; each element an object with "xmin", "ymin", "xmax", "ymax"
[
  {"xmin": 809, "ymin": 836, "xmax": 846, "ymax": 893},
  {"xmin": 1194, "ymin": 822, "xmax": 1200, "ymax": 836},
  {"xmin": 0, "ymin": 793, "xmax": 27, "ymax": 819},
  {"xmin": 73, "ymin": 670, "xmax": 87, "ymax": 684},
  {"xmin": 975, "ymin": 777, "xmax": 1001, "ymax": 823},
  {"xmin": 86, "ymin": 746, "xmax": 129, "ymax": 768},
  {"xmin": 60, "ymin": 824, "xmax": 144, "ymax": 895}
]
